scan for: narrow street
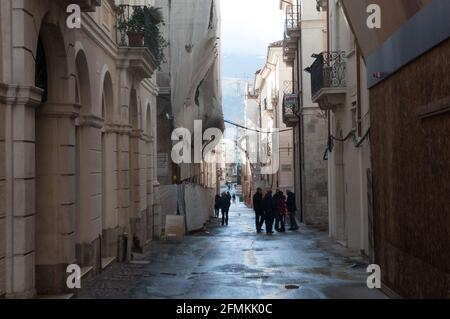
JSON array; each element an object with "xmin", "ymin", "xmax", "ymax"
[{"xmin": 77, "ymin": 203, "xmax": 387, "ymax": 299}]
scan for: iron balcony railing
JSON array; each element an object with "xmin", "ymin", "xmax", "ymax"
[
  {"xmin": 309, "ymin": 51, "xmax": 346, "ymax": 98},
  {"xmin": 117, "ymin": 4, "xmax": 162, "ymax": 48},
  {"xmin": 117, "ymin": 5, "xmax": 141, "ymax": 47},
  {"xmin": 285, "ymin": 3, "xmax": 300, "ymax": 33},
  {"xmin": 283, "ymin": 93, "xmax": 300, "ymax": 119}
]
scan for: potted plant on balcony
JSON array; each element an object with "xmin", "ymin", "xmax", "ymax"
[
  {"xmin": 142, "ymin": 7, "xmax": 168, "ymax": 69},
  {"xmin": 125, "ymin": 7, "xmax": 146, "ymax": 47},
  {"xmin": 117, "ymin": 6, "xmax": 168, "ymax": 68}
]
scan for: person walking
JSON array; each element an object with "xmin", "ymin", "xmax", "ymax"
[
  {"xmin": 214, "ymin": 194, "xmax": 222, "ymax": 218},
  {"xmin": 221, "ymin": 192, "xmax": 231, "ymax": 226},
  {"xmin": 286, "ymin": 190, "xmax": 299, "ymax": 231},
  {"xmin": 263, "ymin": 190, "xmax": 275, "ymax": 235},
  {"xmin": 273, "ymin": 189, "xmax": 281, "ymax": 231},
  {"xmin": 276, "ymin": 191, "xmax": 287, "ymax": 232},
  {"xmin": 252, "ymin": 188, "xmax": 264, "ymax": 233}
]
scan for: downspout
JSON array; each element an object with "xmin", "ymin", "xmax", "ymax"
[{"xmin": 295, "ymin": 0, "xmax": 304, "ymax": 223}]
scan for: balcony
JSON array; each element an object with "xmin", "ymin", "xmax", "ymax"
[
  {"xmin": 282, "ymin": 94, "xmax": 300, "ymax": 127},
  {"xmin": 116, "ymin": 5, "xmax": 160, "ymax": 80},
  {"xmin": 285, "ymin": 4, "xmax": 301, "ymax": 37},
  {"xmin": 283, "ymin": 4, "xmax": 300, "ymax": 64},
  {"xmin": 307, "ymin": 51, "xmax": 346, "ymax": 111}
]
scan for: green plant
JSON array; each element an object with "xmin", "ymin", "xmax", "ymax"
[
  {"xmin": 117, "ymin": 6, "xmax": 168, "ymax": 69},
  {"xmin": 127, "ymin": 8, "xmax": 146, "ymax": 33},
  {"xmin": 142, "ymin": 7, "xmax": 168, "ymax": 69}
]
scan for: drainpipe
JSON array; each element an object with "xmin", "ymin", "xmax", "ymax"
[{"xmin": 295, "ymin": 7, "xmax": 305, "ymax": 224}]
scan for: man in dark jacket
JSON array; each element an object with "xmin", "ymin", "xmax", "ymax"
[
  {"xmin": 252, "ymin": 188, "xmax": 264, "ymax": 233},
  {"xmin": 221, "ymin": 192, "xmax": 231, "ymax": 226},
  {"xmin": 286, "ymin": 190, "xmax": 299, "ymax": 230},
  {"xmin": 263, "ymin": 190, "xmax": 275, "ymax": 234},
  {"xmin": 214, "ymin": 194, "xmax": 222, "ymax": 218}
]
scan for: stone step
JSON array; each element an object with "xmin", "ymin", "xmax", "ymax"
[
  {"xmin": 80, "ymin": 266, "xmax": 93, "ymax": 279},
  {"xmin": 101, "ymin": 256, "xmax": 116, "ymax": 270}
]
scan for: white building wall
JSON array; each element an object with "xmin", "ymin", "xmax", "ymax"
[
  {"xmin": 327, "ymin": 0, "xmax": 371, "ymax": 254},
  {"xmin": 297, "ymin": 0, "xmax": 329, "ymax": 226}
]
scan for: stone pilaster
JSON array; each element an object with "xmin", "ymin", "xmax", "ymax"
[
  {"xmin": 152, "ymin": 181, "xmax": 162, "ymax": 239},
  {"xmin": 101, "ymin": 123, "xmax": 120, "ymax": 260},
  {"xmin": 0, "ymin": 85, "xmax": 42, "ymax": 298},
  {"xmin": 145, "ymin": 136, "xmax": 154, "ymax": 242},
  {"xmin": 129, "ymin": 129, "xmax": 144, "ymax": 253},
  {"xmin": 75, "ymin": 114, "xmax": 104, "ymax": 272},
  {"xmin": 0, "ymin": 84, "xmax": 9, "ymax": 297},
  {"xmin": 34, "ymin": 102, "xmax": 80, "ymax": 295}
]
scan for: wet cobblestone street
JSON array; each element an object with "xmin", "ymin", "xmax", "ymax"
[{"xmin": 77, "ymin": 203, "xmax": 388, "ymax": 299}]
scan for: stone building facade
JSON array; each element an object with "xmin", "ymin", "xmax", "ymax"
[
  {"xmin": 280, "ymin": 0, "xmax": 328, "ymax": 226},
  {"xmin": 244, "ymin": 42, "xmax": 295, "ymax": 200},
  {"xmin": 0, "ymin": 0, "xmax": 160, "ymax": 297},
  {"xmin": 311, "ymin": 0, "xmax": 372, "ymax": 255}
]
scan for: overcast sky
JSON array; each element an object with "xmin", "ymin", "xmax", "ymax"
[{"xmin": 221, "ymin": 0, "xmax": 285, "ymax": 57}]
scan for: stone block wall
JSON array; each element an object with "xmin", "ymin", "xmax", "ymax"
[{"xmin": 302, "ymin": 109, "xmax": 329, "ymax": 227}]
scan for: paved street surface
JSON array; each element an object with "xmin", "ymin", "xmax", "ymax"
[{"xmin": 77, "ymin": 203, "xmax": 387, "ymax": 299}]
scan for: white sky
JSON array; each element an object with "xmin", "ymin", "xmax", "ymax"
[{"xmin": 221, "ymin": 0, "xmax": 285, "ymax": 56}]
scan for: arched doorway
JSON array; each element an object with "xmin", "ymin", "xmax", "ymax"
[{"xmin": 34, "ymin": 20, "xmax": 77, "ymax": 294}]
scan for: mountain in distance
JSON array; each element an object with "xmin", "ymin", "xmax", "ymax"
[{"xmin": 221, "ymin": 54, "xmax": 264, "ymax": 129}]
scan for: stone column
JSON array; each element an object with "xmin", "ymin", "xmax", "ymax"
[
  {"xmin": 34, "ymin": 102, "xmax": 80, "ymax": 294},
  {"xmin": 0, "ymin": 83, "xmax": 12, "ymax": 298},
  {"xmin": 1, "ymin": 85, "xmax": 42, "ymax": 298},
  {"xmin": 117, "ymin": 125, "xmax": 131, "ymax": 260},
  {"xmin": 116, "ymin": 65, "xmax": 132, "ymax": 245},
  {"xmin": 152, "ymin": 135, "xmax": 162, "ymax": 239},
  {"xmin": 101, "ymin": 123, "xmax": 120, "ymax": 260},
  {"xmin": 129, "ymin": 129, "xmax": 146, "ymax": 253},
  {"xmin": 75, "ymin": 114, "xmax": 104, "ymax": 272},
  {"xmin": 146, "ymin": 137, "xmax": 154, "ymax": 242},
  {"xmin": 138, "ymin": 136, "xmax": 148, "ymax": 244}
]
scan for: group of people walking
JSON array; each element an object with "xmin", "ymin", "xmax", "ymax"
[
  {"xmin": 214, "ymin": 192, "xmax": 232, "ymax": 226},
  {"xmin": 252, "ymin": 188, "xmax": 299, "ymax": 234}
]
